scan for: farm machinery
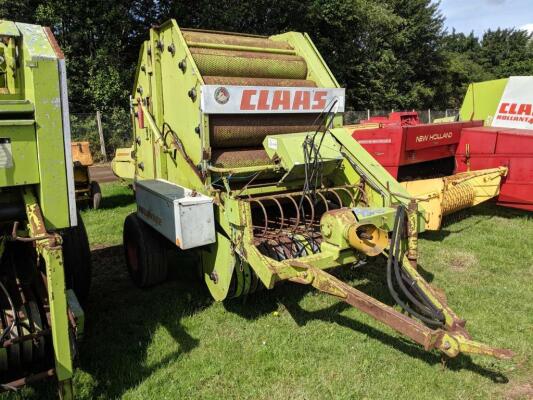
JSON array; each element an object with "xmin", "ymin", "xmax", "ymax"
[
  {"xmin": 0, "ymin": 21, "xmax": 91, "ymax": 397},
  {"xmin": 455, "ymin": 77, "xmax": 533, "ymax": 211},
  {"xmin": 350, "ymin": 76, "xmax": 533, "ymax": 218},
  {"xmin": 71, "ymin": 141, "xmax": 102, "ymax": 209},
  {"xmin": 116, "ymin": 20, "xmax": 513, "ymax": 362}
]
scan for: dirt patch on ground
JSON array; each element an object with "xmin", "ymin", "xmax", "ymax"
[
  {"xmin": 440, "ymin": 250, "xmax": 478, "ymax": 271},
  {"xmin": 504, "ymin": 382, "xmax": 533, "ymax": 400}
]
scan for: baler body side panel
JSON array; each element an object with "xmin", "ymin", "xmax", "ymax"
[
  {"xmin": 16, "ymin": 23, "xmax": 71, "ymax": 229},
  {"xmin": 459, "ymin": 78, "xmax": 508, "ymax": 124}
]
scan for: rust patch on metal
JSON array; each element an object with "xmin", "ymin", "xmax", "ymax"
[{"xmin": 43, "ymin": 27, "xmax": 64, "ymax": 59}]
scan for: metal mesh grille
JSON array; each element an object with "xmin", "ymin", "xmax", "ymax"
[
  {"xmin": 190, "ymin": 48, "xmax": 307, "ymax": 79},
  {"xmin": 203, "ymin": 76, "xmax": 316, "ymax": 87},
  {"xmin": 209, "ymin": 114, "xmax": 320, "ymax": 148},
  {"xmin": 211, "ymin": 148, "xmax": 274, "ymax": 168}
]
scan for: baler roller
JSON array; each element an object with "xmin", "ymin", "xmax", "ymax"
[
  {"xmin": 203, "ymin": 76, "xmax": 316, "ymax": 87},
  {"xmin": 182, "ymin": 30, "xmax": 294, "ymax": 51},
  {"xmin": 209, "ymin": 114, "xmax": 320, "ymax": 148},
  {"xmin": 211, "ymin": 148, "xmax": 274, "ymax": 169},
  {"xmin": 189, "ymin": 47, "xmax": 308, "ymax": 79}
]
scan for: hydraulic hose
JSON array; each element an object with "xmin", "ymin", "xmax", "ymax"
[
  {"xmin": 391, "ymin": 210, "xmax": 444, "ymax": 321},
  {"xmin": 386, "ymin": 206, "xmax": 444, "ymax": 328}
]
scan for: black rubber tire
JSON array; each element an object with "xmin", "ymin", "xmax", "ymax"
[
  {"xmin": 62, "ymin": 212, "xmax": 92, "ymax": 305},
  {"xmin": 123, "ymin": 212, "xmax": 168, "ymax": 288},
  {"xmin": 90, "ymin": 181, "xmax": 102, "ymax": 209}
]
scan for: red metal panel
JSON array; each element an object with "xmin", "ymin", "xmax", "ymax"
[
  {"xmin": 352, "ymin": 125, "xmax": 403, "ymax": 167},
  {"xmin": 456, "ymin": 127, "xmax": 499, "ymax": 155},
  {"xmin": 404, "ymin": 123, "xmax": 462, "ymax": 151},
  {"xmin": 353, "ymin": 119, "xmax": 482, "ymax": 175},
  {"xmin": 495, "ymin": 129, "xmax": 533, "ymax": 155},
  {"xmin": 399, "ymin": 144, "xmax": 457, "ymax": 166},
  {"xmin": 498, "ymin": 185, "xmax": 533, "ymax": 211},
  {"xmin": 455, "ymin": 126, "xmax": 533, "ymax": 212}
]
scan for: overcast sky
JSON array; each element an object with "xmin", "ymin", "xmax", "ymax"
[{"xmin": 437, "ymin": 0, "xmax": 533, "ymax": 36}]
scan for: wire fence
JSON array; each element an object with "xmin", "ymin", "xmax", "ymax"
[
  {"xmin": 344, "ymin": 109, "xmax": 459, "ymax": 124},
  {"xmin": 70, "ymin": 108, "xmax": 460, "ymax": 163},
  {"xmin": 70, "ymin": 111, "xmax": 132, "ymax": 163}
]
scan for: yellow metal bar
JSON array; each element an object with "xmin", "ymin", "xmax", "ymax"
[{"xmin": 288, "ymin": 262, "xmax": 513, "ymax": 359}]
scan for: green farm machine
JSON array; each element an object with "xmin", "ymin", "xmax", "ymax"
[
  {"xmin": 116, "ymin": 19, "xmax": 513, "ymax": 363},
  {"xmin": 0, "ymin": 22, "xmax": 90, "ymax": 397}
]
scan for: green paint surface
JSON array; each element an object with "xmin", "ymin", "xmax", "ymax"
[{"xmin": 459, "ymin": 78, "xmax": 509, "ymax": 124}]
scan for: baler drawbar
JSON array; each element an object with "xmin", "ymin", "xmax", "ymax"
[{"xmin": 115, "ymin": 20, "xmax": 513, "ymax": 363}]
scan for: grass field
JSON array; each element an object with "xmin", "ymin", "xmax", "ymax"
[{"xmin": 10, "ymin": 182, "xmax": 533, "ymax": 400}]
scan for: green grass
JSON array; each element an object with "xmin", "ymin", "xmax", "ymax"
[{"xmin": 11, "ymin": 182, "xmax": 533, "ymax": 399}]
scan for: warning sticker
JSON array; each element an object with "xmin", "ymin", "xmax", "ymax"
[{"xmin": 0, "ymin": 138, "xmax": 13, "ymax": 168}]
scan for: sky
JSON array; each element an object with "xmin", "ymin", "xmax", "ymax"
[{"xmin": 437, "ymin": 0, "xmax": 533, "ymax": 36}]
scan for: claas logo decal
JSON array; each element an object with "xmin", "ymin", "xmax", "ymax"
[
  {"xmin": 239, "ymin": 89, "xmax": 328, "ymax": 111},
  {"xmin": 201, "ymin": 85, "xmax": 345, "ymax": 114},
  {"xmin": 496, "ymin": 103, "xmax": 533, "ymax": 125}
]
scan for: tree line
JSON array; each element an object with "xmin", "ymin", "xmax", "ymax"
[{"xmin": 2, "ymin": 0, "xmax": 532, "ymax": 114}]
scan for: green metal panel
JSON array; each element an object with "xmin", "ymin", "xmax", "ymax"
[
  {"xmin": 159, "ymin": 22, "xmax": 203, "ymax": 169},
  {"xmin": 271, "ymin": 32, "xmax": 343, "ymax": 128},
  {"xmin": 16, "ymin": 23, "xmax": 56, "ymax": 60},
  {"xmin": 0, "ymin": 121, "xmax": 39, "ymax": 186},
  {"xmin": 0, "ymin": 22, "xmax": 73, "ymax": 229},
  {"xmin": 0, "ymin": 100, "xmax": 34, "ymax": 114},
  {"xmin": 23, "ymin": 49, "xmax": 70, "ymax": 228},
  {"xmin": 459, "ymin": 78, "xmax": 509, "ymax": 124},
  {"xmin": 263, "ymin": 131, "xmax": 343, "ymax": 181},
  {"xmin": 132, "ymin": 43, "xmax": 156, "ymax": 181},
  {"xmin": 0, "ymin": 20, "xmax": 20, "ymax": 37}
]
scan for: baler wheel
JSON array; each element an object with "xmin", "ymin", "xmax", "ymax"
[
  {"xmin": 123, "ymin": 213, "xmax": 168, "ymax": 288},
  {"xmin": 90, "ymin": 181, "xmax": 102, "ymax": 209},
  {"xmin": 62, "ymin": 212, "xmax": 92, "ymax": 305}
]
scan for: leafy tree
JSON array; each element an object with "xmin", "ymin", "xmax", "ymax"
[
  {"xmin": 479, "ymin": 28, "xmax": 533, "ymax": 77},
  {"xmin": 0, "ymin": 0, "xmax": 532, "ymax": 141}
]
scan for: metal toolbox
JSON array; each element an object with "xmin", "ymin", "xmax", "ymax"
[{"xmin": 135, "ymin": 179, "xmax": 215, "ymax": 249}]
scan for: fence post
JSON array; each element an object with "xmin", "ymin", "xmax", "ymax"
[
  {"xmin": 428, "ymin": 109, "xmax": 431, "ymax": 123},
  {"xmin": 96, "ymin": 110, "xmax": 107, "ymax": 162}
]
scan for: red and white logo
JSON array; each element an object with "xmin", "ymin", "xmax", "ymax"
[
  {"xmin": 494, "ymin": 102, "xmax": 533, "ymax": 125},
  {"xmin": 493, "ymin": 77, "xmax": 533, "ymax": 130},
  {"xmin": 214, "ymin": 87, "xmax": 230, "ymax": 104},
  {"xmin": 201, "ymin": 85, "xmax": 345, "ymax": 114},
  {"xmin": 415, "ymin": 132, "xmax": 454, "ymax": 143}
]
